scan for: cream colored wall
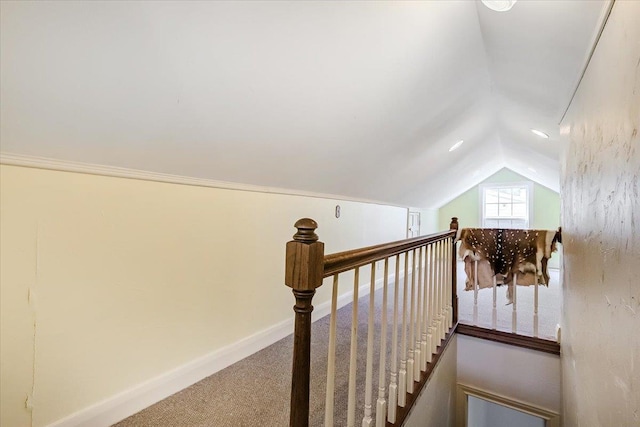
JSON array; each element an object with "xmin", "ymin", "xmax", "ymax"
[
  {"xmin": 401, "ymin": 333, "xmax": 562, "ymax": 427},
  {"xmin": 404, "ymin": 337, "xmax": 457, "ymax": 427},
  {"xmin": 0, "ymin": 164, "xmax": 408, "ymax": 427},
  {"xmin": 560, "ymin": 1, "xmax": 640, "ymax": 425},
  {"xmin": 457, "ymin": 335, "xmax": 561, "ymax": 413}
]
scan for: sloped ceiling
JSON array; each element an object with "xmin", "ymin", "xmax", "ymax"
[{"xmin": 0, "ymin": 1, "xmax": 609, "ymax": 208}]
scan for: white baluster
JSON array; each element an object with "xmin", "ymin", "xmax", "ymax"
[
  {"xmin": 446, "ymin": 239, "xmax": 453, "ymax": 329},
  {"xmin": 435, "ymin": 241, "xmax": 441, "ymax": 342},
  {"xmin": 473, "ymin": 259, "xmax": 479, "ymax": 325},
  {"xmin": 376, "ymin": 258, "xmax": 389, "ymax": 427},
  {"xmin": 347, "ymin": 268, "xmax": 360, "ymax": 427},
  {"xmin": 444, "ymin": 240, "xmax": 449, "ymax": 330},
  {"xmin": 362, "ymin": 264, "xmax": 376, "ymax": 427},
  {"xmin": 387, "ymin": 256, "xmax": 400, "ymax": 423},
  {"xmin": 414, "ymin": 248, "xmax": 422, "ymax": 381},
  {"xmin": 398, "ymin": 253, "xmax": 409, "ymax": 406},
  {"xmin": 407, "ymin": 250, "xmax": 416, "ymax": 392},
  {"xmin": 492, "ymin": 275, "xmax": 497, "ymax": 330},
  {"xmin": 324, "ymin": 275, "xmax": 339, "ymax": 426},
  {"xmin": 439, "ymin": 240, "xmax": 446, "ymax": 341},
  {"xmin": 427, "ymin": 243, "xmax": 435, "ymax": 358},
  {"xmin": 420, "ymin": 245, "xmax": 429, "ymax": 371},
  {"xmin": 512, "ymin": 273, "xmax": 518, "ymax": 333},
  {"xmin": 450, "ymin": 239, "xmax": 454, "ymax": 329},
  {"xmin": 534, "ymin": 280, "xmax": 539, "ymax": 338}
]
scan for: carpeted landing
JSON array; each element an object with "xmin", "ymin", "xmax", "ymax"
[
  {"xmin": 115, "ymin": 280, "xmax": 407, "ymax": 427},
  {"xmin": 114, "ymin": 265, "xmax": 560, "ymax": 426}
]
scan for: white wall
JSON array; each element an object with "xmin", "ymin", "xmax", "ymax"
[
  {"xmin": 404, "ymin": 336, "xmax": 457, "ymax": 427},
  {"xmin": 406, "ymin": 334, "xmax": 561, "ymax": 426},
  {"xmin": 0, "ymin": 164, "xmax": 409, "ymax": 427},
  {"xmin": 456, "ymin": 335, "xmax": 561, "ymax": 414},
  {"xmin": 467, "ymin": 396, "xmax": 544, "ymax": 427},
  {"xmin": 559, "ymin": 1, "xmax": 640, "ymax": 425},
  {"xmin": 418, "ymin": 208, "xmax": 440, "ymax": 235}
]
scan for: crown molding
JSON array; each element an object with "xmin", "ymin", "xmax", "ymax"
[{"xmin": 0, "ymin": 152, "xmax": 404, "ymax": 208}]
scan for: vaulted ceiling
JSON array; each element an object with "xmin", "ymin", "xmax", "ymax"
[{"xmin": 0, "ymin": 1, "xmax": 610, "ymax": 208}]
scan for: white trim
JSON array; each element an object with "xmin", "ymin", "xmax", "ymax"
[
  {"xmin": 407, "ymin": 211, "xmax": 421, "ymax": 238},
  {"xmin": 479, "ymin": 181, "xmax": 534, "ymax": 228},
  {"xmin": 0, "ymin": 152, "xmax": 404, "ymax": 208},
  {"xmin": 44, "ymin": 269, "xmax": 400, "ymax": 427},
  {"xmin": 456, "ymin": 383, "xmax": 560, "ymax": 427},
  {"xmin": 558, "ymin": 0, "xmax": 615, "ymax": 124}
]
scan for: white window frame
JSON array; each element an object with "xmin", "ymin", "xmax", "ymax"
[
  {"xmin": 456, "ymin": 384, "xmax": 560, "ymax": 427},
  {"xmin": 479, "ymin": 181, "xmax": 534, "ymax": 229}
]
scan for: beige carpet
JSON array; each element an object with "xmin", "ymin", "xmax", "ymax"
[{"xmin": 457, "ymin": 261, "xmax": 561, "ymax": 340}]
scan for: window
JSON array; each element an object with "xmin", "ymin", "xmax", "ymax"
[{"xmin": 480, "ymin": 182, "xmax": 532, "ymax": 229}]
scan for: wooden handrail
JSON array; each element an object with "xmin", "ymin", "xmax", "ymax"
[
  {"xmin": 285, "ymin": 217, "xmax": 460, "ymax": 427},
  {"xmin": 323, "ymin": 230, "xmax": 456, "ymax": 278}
]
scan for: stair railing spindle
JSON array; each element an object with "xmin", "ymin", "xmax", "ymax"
[
  {"xmin": 450, "ymin": 217, "xmax": 459, "ymax": 326},
  {"xmin": 446, "ymin": 239, "xmax": 453, "ymax": 329},
  {"xmin": 376, "ymin": 258, "xmax": 389, "ymax": 427},
  {"xmin": 436, "ymin": 240, "xmax": 443, "ymax": 343},
  {"xmin": 420, "ymin": 245, "xmax": 429, "ymax": 371},
  {"xmin": 492, "ymin": 275, "xmax": 497, "ymax": 330},
  {"xmin": 398, "ymin": 253, "xmax": 409, "ymax": 406},
  {"xmin": 414, "ymin": 247, "xmax": 423, "ymax": 381},
  {"xmin": 324, "ymin": 274, "xmax": 340, "ymax": 426},
  {"xmin": 406, "ymin": 250, "xmax": 416, "ymax": 393},
  {"xmin": 473, "ymin": 259, "xmax": 479, "ymax": 325},
  {"xmin": 512, "ymin": 273, "xmax": 518, "ymax": 333},
  {"xmin": 347, "ymin": 267, "xmax": 360, "ymax": 427},
  {"xmin": 387, "ymin": 255, "xmax": 401, "ymax": 423},
  {"xmin": 362, "ymin": 263, "xmax": 376, "ymax": 427},
  {"xmin": 534, "ymin": 280, "xmax": 539, "ymax": 337},
  {"xmin": 428, "ymin": 243, "xmax": 436, "ymax": 358}
]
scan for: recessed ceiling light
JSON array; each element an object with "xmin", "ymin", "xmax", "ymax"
[
  {"xmin": 449, "ymin": 140, "xmax": 464, "ymax": 152},
  {"xmin": 481, "ymin": 0, "xmax": 517, "ymax": 12},
  {"xmin": 531, "ymin": 129, "xmax": 549, "ymax": 139}
]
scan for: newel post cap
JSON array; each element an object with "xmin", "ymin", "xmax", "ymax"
[
  {"xmin": 293, "ymin": 218, "xmax": 319, "ymax": 242},
  {"xmin": 450, "ymin": 217, "xmax": 459, "ymax": 230},
  {"xmin": 285, "ymin": 218, "xmax": 325, "ymax": 291}
]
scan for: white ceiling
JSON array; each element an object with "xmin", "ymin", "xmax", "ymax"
[{"xmin": 0, "ymin": 0, "xmax": 609, "ymax": 208}]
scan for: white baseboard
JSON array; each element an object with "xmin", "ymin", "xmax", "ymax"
[{"xmin": 46, "ymin": 270, "xmax": 402, "ymax": 427}]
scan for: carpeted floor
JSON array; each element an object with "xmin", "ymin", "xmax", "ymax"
[
  {"xmin": 114, "ymin": 263, "xmax": 560, "ymax": 426},
  {"xmin": 115, "ymin": 275, "xmax": 413, "ymax": 427},
  {"xmin": 457, "ymin": 262, "xmax": 561, "ymax": 340}
]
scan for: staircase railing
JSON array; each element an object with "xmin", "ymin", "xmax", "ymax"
[{"xmin": 284, "ymin": 217, "xmax": 459, "ymax": 427}]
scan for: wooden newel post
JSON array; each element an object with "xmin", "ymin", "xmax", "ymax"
[
  {"xmin": 449, "ymin": 217, "xmax": 459, "ymax": 325},
  {"xmin": 285, "ymin": 218, "xmax": 325, "ymax": 427}
]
